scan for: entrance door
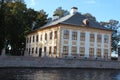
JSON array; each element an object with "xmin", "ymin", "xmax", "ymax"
[{"xmin": 39, "ymin": 48, "xmax": 42, "ymax": 57}]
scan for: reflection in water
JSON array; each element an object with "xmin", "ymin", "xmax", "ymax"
[{"xmin": 0, "ymin": 68, "xmax": 120, "ymax": 80}]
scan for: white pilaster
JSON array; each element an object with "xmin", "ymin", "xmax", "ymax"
[
  {"xmin": 101, "ymin": 34, "xmax": 104, "ymax": 59},
  {"xmin": 94, "ymin": 33, "xmax": 97, "ymax": 58},
  {"xmin": 85, "ymin": 32, "xmax": 90, "ymax": 57},
  {"xmin": 77, "ymin": 31, "xmax": 80, "ymax": 55},
  {"xmin": 47, "ymin": 32, "xmax": 50, "ymax": 56},
  {"xmin": 108, "ymin": 34, "xmax": 111, "ymax": 59},
  {"xmin": 42, "ymin": 33, "xmax": 45, "ymax": 57},
  {"xmin": 68, "ymin": 29, "xmax": 72, "ymax": 56},
  {"xmin": 61, "ymin": 29, "xmax": 64, "ymax": 57},
  {"xmin": 51, "ymin": 30, "xmax": 55, "ymax": 57}
]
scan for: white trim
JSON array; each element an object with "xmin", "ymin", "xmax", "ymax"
[
  {"xmin": 77, "ymin": 31, "xmax": 80, "ymax": 55},
  {"xmin": 85, "ymin": 32, "xmax": 90, "ymax": 57},
  {"xmin": 52, "ymin": 30, "xmax": 55, "ymax": 57},
  {"xmin": 61, "ymin": 29, "xmax": 64, "ymax": 57},
  {"xmin": 108, "ymin": 34, "xmax": 111, "ymax": 59},
  {"xmin": 68, "ymin": 29, "xmax": 72, "ymax": 56},
  {"xmin": 101, "ymin": 34, "xmax": 104, "ymax": 58},
  {"xmin": 94, "ymin": 33, "xmax": 97, "ymax": 58}
]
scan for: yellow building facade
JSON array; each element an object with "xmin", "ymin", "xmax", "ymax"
[{"xmin": 25, "ymin": 7, "xmax": 112, "ymax": 60}]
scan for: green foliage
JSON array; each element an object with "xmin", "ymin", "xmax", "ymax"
[
  {"xmin": 100, "ymin": 20, "xmax": 120, "ymax": 51},
  {"xmin": 53, "ymin": 7, "xmax": 69, "ymax": 18},
  {"xmin": 0, "ymin": 1, "xmax": 48, "ymax": 55},
  {"xmin": 83, "ymin": 13, "xmax": 96, "ymax": 21}
]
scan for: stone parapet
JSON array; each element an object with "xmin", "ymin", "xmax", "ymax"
[{"xmin": 0, "ymin": 56, "xmax": 120, "ymax": 69}]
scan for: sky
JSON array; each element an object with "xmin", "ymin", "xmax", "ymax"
[{"xmin": 24, "ymin": 0, "xmax": 120, "ymax": 22}]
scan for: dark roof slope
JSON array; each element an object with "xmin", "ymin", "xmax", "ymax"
[{"xmin": 38, "ymin": 12, "xmax": 111, "ymax": 30}]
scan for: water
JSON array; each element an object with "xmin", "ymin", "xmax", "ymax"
[{"xmin": 0, "ymin": 68, "xmax": 120, "ymax": 80}]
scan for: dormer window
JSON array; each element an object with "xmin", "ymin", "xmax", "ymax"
[{"xmin": 82, "ymin": 19, "xmax": 89, "ymax": 26}]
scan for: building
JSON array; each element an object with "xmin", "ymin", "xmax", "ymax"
[{"xmin": 25, "ymin": 7, "xmax": 112, "ymax": 60}]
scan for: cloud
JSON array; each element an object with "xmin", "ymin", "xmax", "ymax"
[
  {"xmin": 30, "ymin": 0, "xmax": 36, "ymax": 6},
  {"xmin": 84, "ymin": 0, "xmax": 96, "ymax": 4}
]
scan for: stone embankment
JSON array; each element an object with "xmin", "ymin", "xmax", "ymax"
[{"xmin": 0, "ymin": 56, "xmax": 120, "ymax": 69}]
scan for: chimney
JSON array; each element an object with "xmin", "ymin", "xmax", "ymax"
[{"xmin": 70, "ymin": 7, "xmax": 78, "ymax": 15}]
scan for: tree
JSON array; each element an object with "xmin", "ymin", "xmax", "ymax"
[
  {"xmin": 53, "ymin": 7, "xmax": 69, "ymax": 18},
  {"xmin": 100, "ymin": 19, "xmax": 120, "ymax": 51},
  {"xmin": 0, "ymin": 1, "xmax": 48, "ymax": 55},
  {"xmin": 34, "ymin": 10, "xmax": 48, "ymax": 29},
  {"xmin": 83, "ymin": 13, "xmax": 96, "ymax": 21}
]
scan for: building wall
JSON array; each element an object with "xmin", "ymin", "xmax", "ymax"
[
  {"xmin": 25, "ymin": 24, "xmax": 112, "ymax": 60},
  {"xmin": 25, "ymin": 26, "xmax": 60, "ymax": 58},
  {"xmin": 60, "ymin": 24, "xmax": 112, "ymax": 59}
]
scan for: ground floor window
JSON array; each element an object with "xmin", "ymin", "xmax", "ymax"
[
  {"xmin": 49, "ymin": 46, "xmax": 51, "ymax": 55},
  {"xmin": 63, "ymin": 46, "xmax": 68, "ymax": 55},
  {"xmin": 72, "ymin": 46, "xmax": 77, "ymax": 54},
  {"xmin": 54, "ymin": 46, "xmax": 57, "ymax": 54},
  {"xmin": 104, "ymin": 49, "xmax": 108, "ymax": 58},
  {"xmin": 89, "ymin": 48, "xmax": 94, "ymax": 57},
  {"xmin": 97, "ymin": 48, "xmax": 101, "ymax": 57},
  {"xmin": 32, "ymin": 48, "xmax": 34, "ymax": 54},
  {"xmin": 80, "ymin": 47, "xmax": 85, "ymax": 56}
]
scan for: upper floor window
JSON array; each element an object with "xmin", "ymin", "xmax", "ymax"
[
  {"xmin": 54, "ymin": 46, "xmax": 57, "ymax": 54},
  {"xmin": 33, "ymin": 36, "xmax": 34, "ymax": 42},
  {"xmin": 104, "ymin": 35, "xmax": 109, "ymax": 43},
  {"xmin": 54, "ymin": 31, "xmax": 57, "ymax": 39},
  {"xmin": 72, "ymin": 32, "xmax": 77, "ymax": 40},
  {"xmin": 29, "ymin": 37, "xmax": 31, "ymax": 43},
  {"xmin": 40, "ymin": 34, "xmax": 42, "ymax": 41},
  {"xmin": 80, "ymin": 32, "xmax": 85, "ymax": 41},
  {"xmin": 26, "ymin": 37, "xmax": 29, "ymax": 43},
  {"xmin": 45, "ymin": 33, "xmax": 47, "ymax": 40},
  {"xmin": 50, "ymin": 32, "xmax": 52, "ymax": 40},
  {"xmin": 90, "ymin": 34, "xmax": 94, "ymax": 42},
  {"xmin": 64, "ymin": 30, "xmax": 69, "ymax": 39},
  {"xmin": 36, "ymin": 35, "xmax": 38, "ymax": 42},
  {"xmin": 97, "ymin": 34, "xmax": 101, "ymax": 42}
]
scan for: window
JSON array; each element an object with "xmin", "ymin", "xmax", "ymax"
[
  {"xmin": 72, "ymin": 46, "xmax": 77, "ymax": 54},
  {"xmin": 104, "ymin": 35, "xmax": 109, "ymax": 43},
  {"xmin": 104, "ymin": 49, "xmax": 108, "ymax": 59},
  {"xmin": 80, "ymin": 32, "xmax": 85, "ymax": 41},
  {"xmin": 63, "ymin": 46, "xmax": 68, "ymax": 55},
  {"xmin": 54, "ymin": 46, "xmax": 57, "ymax": 54},
  {"xmin": 72, "ymin": 32, "xmax": 77, "ymax": 40},
  {"xmin": 40, "ymin": 35, "xmax": 42, "ymax": 41},
  {"xmin": 49, "ymin": 46, "xmax": 51, "ymax": 55},
  {"xmin": 90, "ymin": 34, "xmax": 94, "ymax": 42},
  {"xmin": 29, "ymin": 37, "xmax": 31, "ymax": 43},
  {"xmin": 64, "ymin": 30, "xmax": 69, "ymax": 39},
  {"xmin": 50, "ymin": 32, "xmax": 52, "ymax": 40},
  {"xmin": 32, "ymin": 48, "xmax": 34, "ymax": 54},
  {"xmin": 54, "ymin": 31, "xmax": 57, "ymax": 39},
  {"xmin": 28, "ymin": 48, "xmax": 30, "ymax": 54},
  {"xmin": 45, "ymin": 33, "xmax": 47, "ymax": 40},
  {"xmin": 36, "ymin": 35, "xmax": 38, "ymax": 42},
  {"xmin": 97, "ymin": 34, "xmax": 101, "ymax": 42},
  {"xmin": 89, "ymin": 48, "xmax": 94, "ymax": 57},
  {"xmin": 80, "ymin": 47, "xmax": 85, "ymax": 56},
  {"xmin": 33, "ymin": 36, "xmax": 34, "ymax": 42},
  {"xmin": 44, "ymin": 47, "xmax": 46, "ymax": 53},
  {"xmin": 26, "ymin": 37, "xmax": 28, "ymax": 43},
  {"xmin": 35, "ymin": 47, "xmax": 37, "ymax": 54},
  {"xmin": 97, "ymin": 48, "xmax": 101, "ymax": 57}
]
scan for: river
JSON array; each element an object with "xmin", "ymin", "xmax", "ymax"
[{"xmin": 0, "ymin": 68, "xmax": 120, "ymax": 80}]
